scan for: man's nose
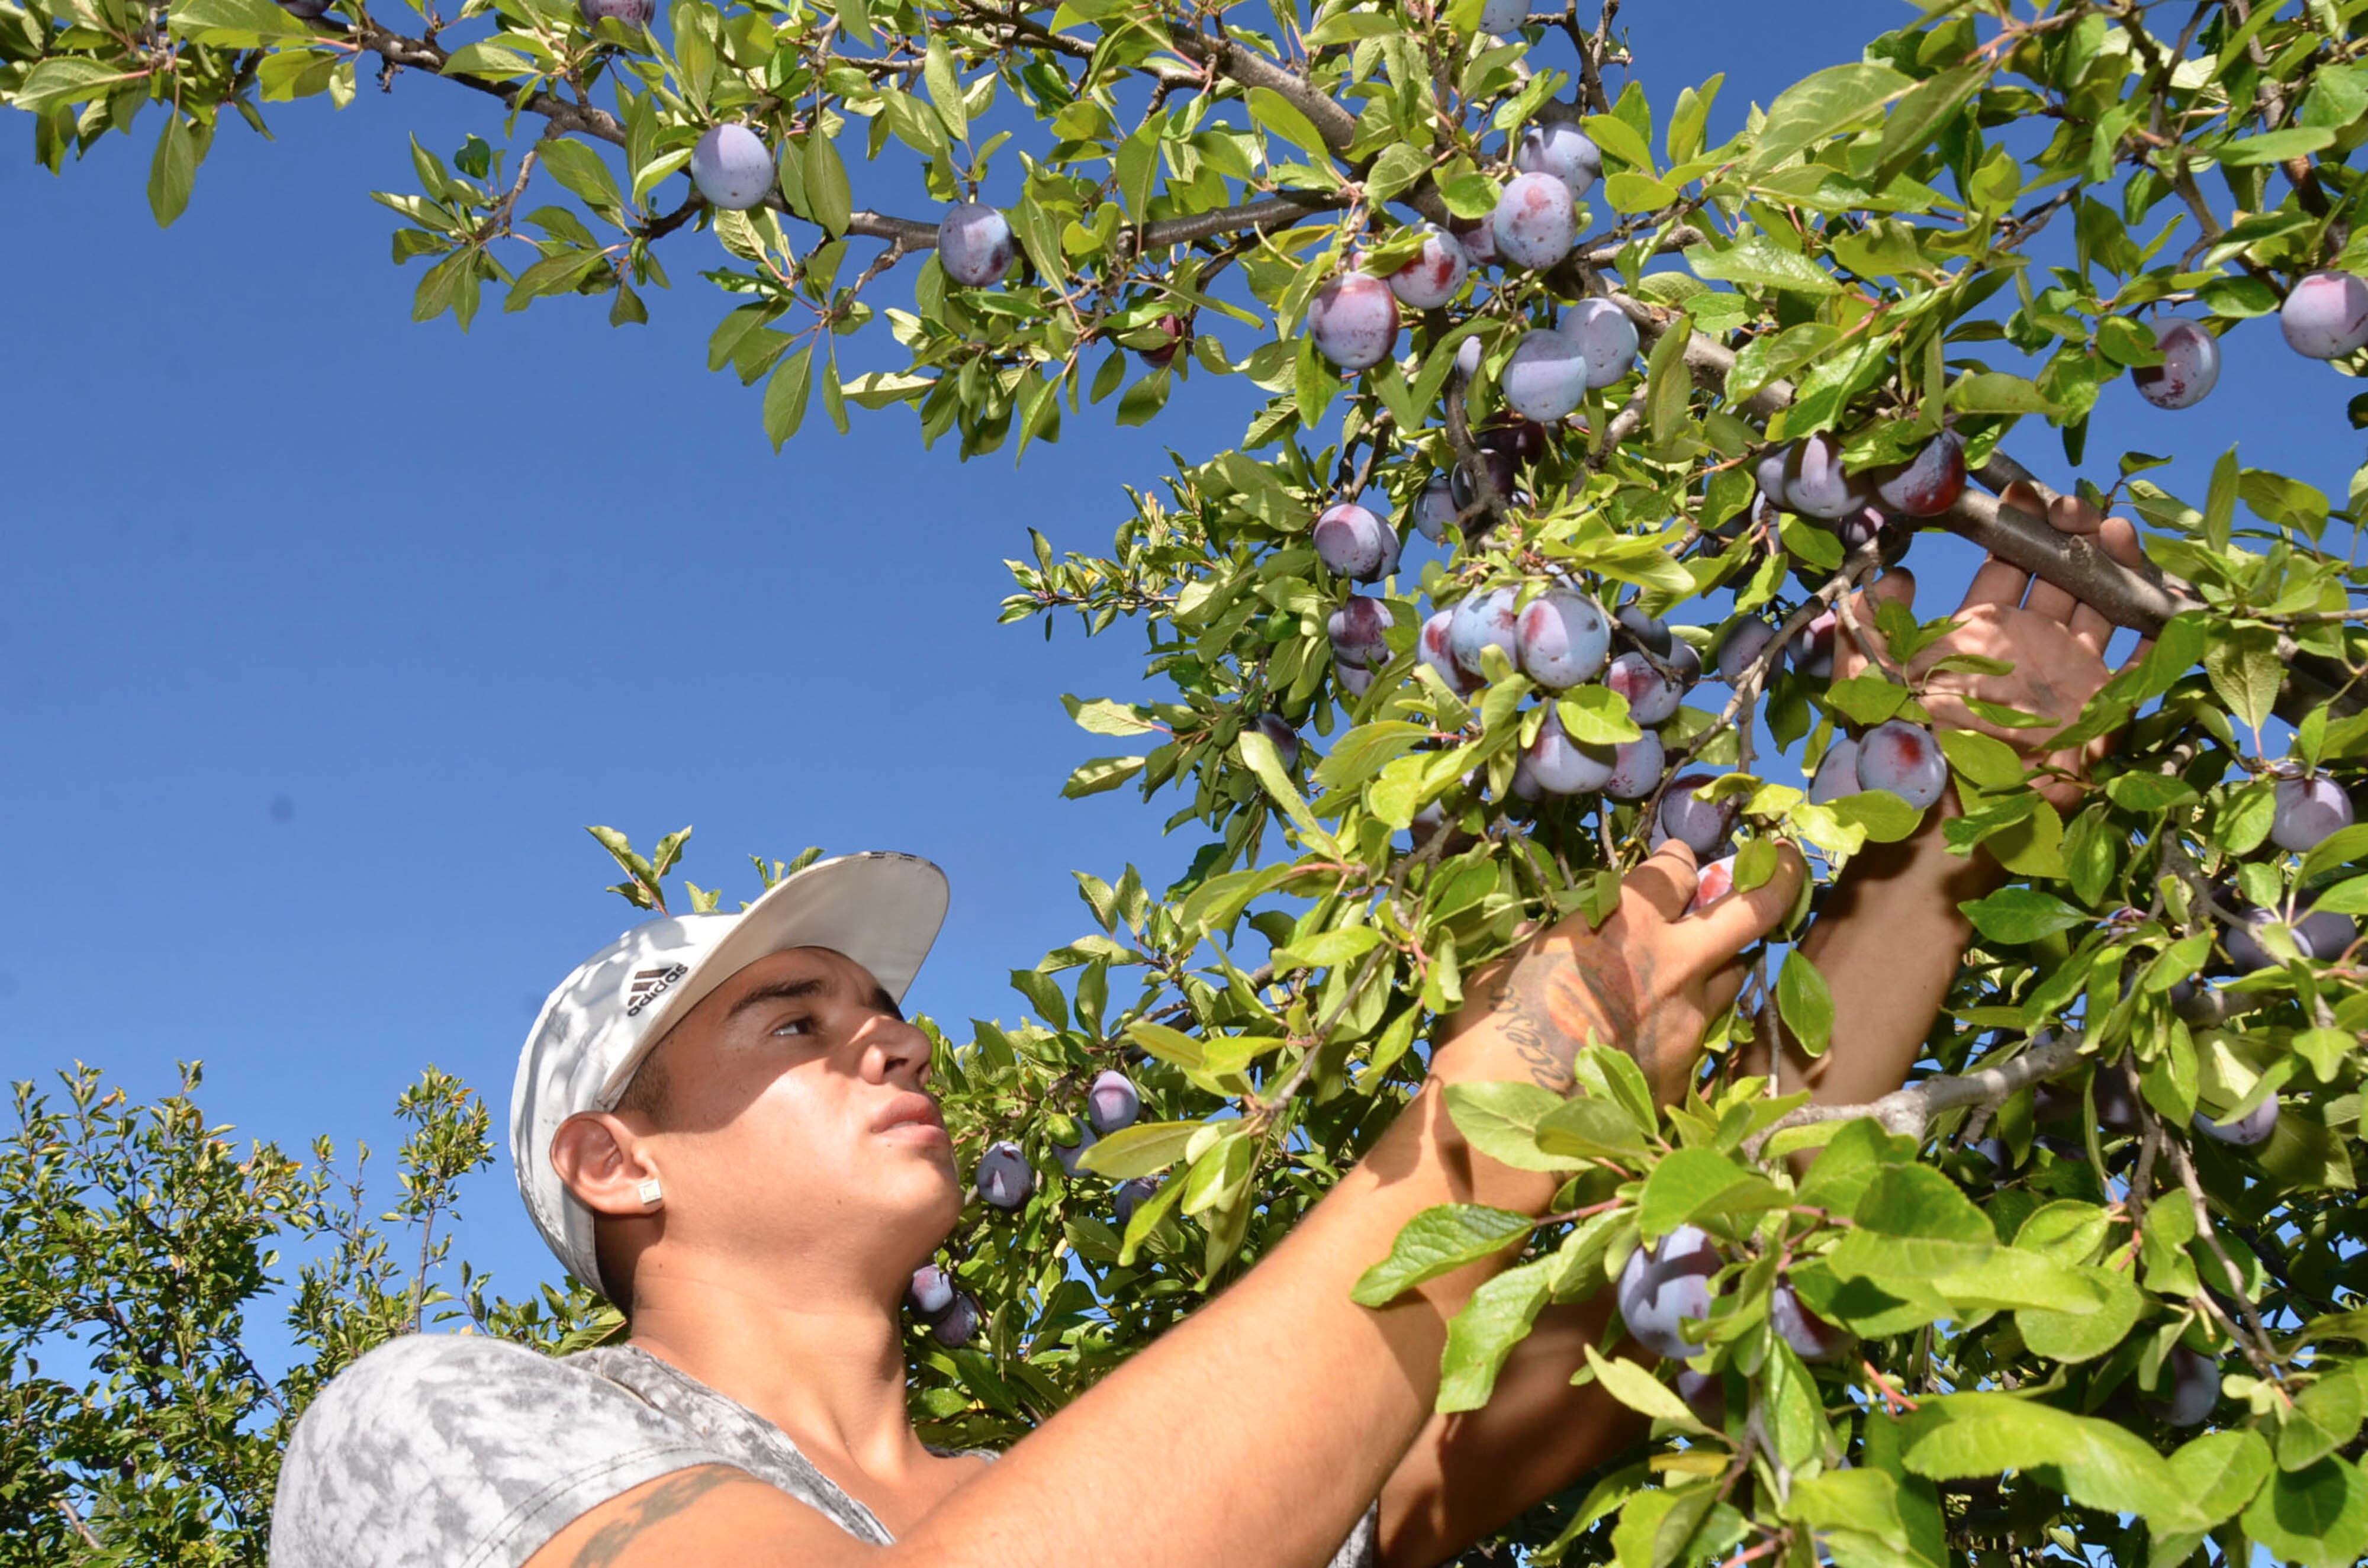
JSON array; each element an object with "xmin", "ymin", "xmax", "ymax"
[{"xmin": 861, "ymin": 1015, "xmax": 935, "ymax": 1088}]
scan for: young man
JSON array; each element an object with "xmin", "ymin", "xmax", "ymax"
[{"xmin": 269, "ymin": 490, "xmax": 2145, "ymax": 1568}]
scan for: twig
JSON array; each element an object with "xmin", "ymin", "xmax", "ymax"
[{"xmin": 1745, "ymin": 1030, "xmax": 2086, "ymax": 1154}]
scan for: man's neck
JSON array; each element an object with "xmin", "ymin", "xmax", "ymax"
[{"xmin": 625, "ymin": 1263, "xmax": 926, "ymax": 1482}]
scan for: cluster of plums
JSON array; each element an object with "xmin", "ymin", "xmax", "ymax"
[
  {"xmin": 2185, "ymin": 772, "xmax": 2360, "ymax": 1007},
  {"xmin": 1615, "ymin": 1224, "xmax": 1843, "ymax": 1421},
  {"xmin": 905, "ymin": 1262, "xmax": 982, "ymax": 1347}
]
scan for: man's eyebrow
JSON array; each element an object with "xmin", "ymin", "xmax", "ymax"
[
  {"xmin": 871, "ymin": 987, "xmax": 904, "ymax": 1022},
  {"xmin": 726, "ymin": 976, "xmax": 831, "ymax": 1019}
]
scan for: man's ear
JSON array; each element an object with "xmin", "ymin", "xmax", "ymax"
[{"xmin": 551, "ymin": 1111, "xmax": 658, "ymax": 1218}]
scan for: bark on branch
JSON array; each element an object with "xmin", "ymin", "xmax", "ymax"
[{"xmin": 1746, "ymin": 1030, "xmax": 2086, "ymax": 1154}]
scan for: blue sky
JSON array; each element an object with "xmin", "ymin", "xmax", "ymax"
[{"xmin": 4, "ymin": 1, "xmax": 2359, "ymax": 1319}]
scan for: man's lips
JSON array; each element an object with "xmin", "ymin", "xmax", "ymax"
[{"xmin": 874, "ymin": 1093, "xmax": 947, "ymax": 1137}]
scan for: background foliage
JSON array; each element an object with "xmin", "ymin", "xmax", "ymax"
[{"xmin": 6, "ymin": 0, "xmax": 2368, "ymax": 1565}]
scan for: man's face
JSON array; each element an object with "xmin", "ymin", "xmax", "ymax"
[{"xmin": 611, "ymin": 945, "xmax": 963, "ymax": 1285}]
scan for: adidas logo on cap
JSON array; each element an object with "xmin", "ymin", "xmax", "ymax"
[{"xmin": 623, "ymin": 962, "xmax": 690, "ymax": 1018}]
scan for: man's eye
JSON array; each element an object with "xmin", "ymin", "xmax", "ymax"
[{"xmin": 774, "ymin": 1017, "xmax": 815, "ymax": 1037}]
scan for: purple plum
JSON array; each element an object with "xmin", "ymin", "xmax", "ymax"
[
  {"xmin": 1809, "ymin": 737, "xmax": 1861, "ymax": 805},
  {"xmin": 1086, "ymin": 1070, "xmax": 1141, "ymax": 1135},
  {"xmin": 1410, "ymin": 475, "xmax": 1458, "ymax": 542},
  {"xmin": 1714, "ymin": 619, "xmax": 1779, "ymax": 685},
  {"xmin": 1250, "ymin": 713, "xmax": 1302, "ymax": 771},
  {"xmin": 1049, "ymin": 1116, "xmax": 1098, "ymax": 1175},
  {"xmin": 1784, "ymin": 433, "xmax": 1873, "ymax": 520},
  {"xmin": 1604, "ymin": 731, "xmax": 1665, "ymax": 799},
  {"xmin": 2132, "ymin": 318, "xmax": 2220, "ymax": 410},
  {"xmin": 1676, "ymin": 1367, "xmax": 1724, "ymax": 1425},
  {"xmin": 1510, "ymin": 754, "xmax": 1543, "ymax": 801},
  {"xmin": 2093, "ymin": 1064, "xmax": 2141, "ymax": 1133},
  {"xmin": 1771, "ymin": 1281, "xmax": 1846, "ymax": 1363},
  {"xmin": 1856, "ymin": 719, "xmax": 1948, "ymax": 810},
  {"xmin": 1328, "ymin": 595, "xmax": 1393, "ymax": 671},
  {"xmin": 2158, "ymin": 1347, "xmax": 2221, "ymax": 1427},
  {"xmin": 1501, "ymin": 329, "xmax": 1590, "ymax": 421},
  {"xmin": 2272, "ymin": 775, "xmax": 2353, "ymax": 852},
  {"xmin": 1449, "ymin": 588, "xmax": 1521, "ymax": 678},
  {"xmin": 1451, "ymin": 220, "xmax": 1498, "ymax": 269},
  {"xmin": 1607, "ymin": 652, "xmax": 1685, "ymax": 725},
  {"xmin": 930, "ymin": 1291, "xmax": 980, "ymax": 1347},
  {"xmin": 1491, "ymin": 172, "xmax": 1576, "ymax": 270},
  {"xmin": 2222, "ymin": 904, "xmax": 2357, "ymax": 970},
  {"xmin": 1419, "ymin": 610, "xmax": 1476, "ymax": 693},
  {"xmin": 1873, "ymin": 430, "xmax": 1967, "ymax": 517},
  {"xmin": 1524, "ymin": 709, "xmax": 1615, "ymax": 796},
  {"xmin": 2193, "ymin": 1097, "xmax": 2278, "ymax": 1147},
  {"xmin": 1515, "ymin": 122, "xmax": 1601, "ymax": 199},
  {"xmin": 1388, "ymin": 226, "xmax": 1470, "ymax": 310},
  {"xmin": 1140, "ymin": 313, "xmax": 1189, "ymax": 367},
  {"xmin": 1312, "ymin": 502, "xmax": 1399, "ymax": 581},
  {"xmin": 1308, "ymin": 271, "xmax": 1400, "ymax": 371},
  {"xmin": 1516, "ymin": 588, "xmax": 1610, "ymax": 688},
  {"xmin": 1616, "ymin": 1224, "xmax": 1719, "ymax": 1360},
  {"xmin": 1478, "ymin": 0, "xmax": 1527, "ymax": 33},
  {"xmin": 938, "ymin": 201, "xmax": 1017, "ymax": 286},
  {"xmin": 1112, "ymin": 1175, "xmax": 1162, "ymax": 1229},
  {"xmin": 1338, "ymin": 662, "xmax": 1374, "ymax": 698},
  {"xmin": 690, "ymin": 124, "xmax": 776, "ymax": 211},
  {"xmin": 1835, "ymin": 504, "xmax": 1891, "ymax": 552},
  {"xmin": 975, "ymin": 1140, "xmax": 1034, "ymax": 1209},
  {"xmin": 2282, "ymin": 271, "xmax": 2368, "ymax": 360},
  {"xmin": 581, "ymin": 0, "xmax": 651, "ymax": 19},
  {"xmin": 1788, "ymin": 611, "xmax": 1837, "ymax": 680},
  {"xmin": 1753, "ymin": 446, "xmax": 1796, "ymax": 509},
  {"xmin": 1560, "ymin": 298, "xmax": 1636, "ymax": 388},
  {"xmin": 908, "ymin": 1263, "xmax": 955, "ymax": 1316},
  {"xmin": 1617, "ymin": 604, "xmax": 1673, "ymax": 656},
  {"xmin": 1657, "ymin": 775, "xmax": 1735, "ymax": 857},
  {"xmin": 1447, "ymin": 445, "xmax": 1518, "ymax": 510}
]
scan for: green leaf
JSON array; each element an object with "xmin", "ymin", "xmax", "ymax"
[
  {"xmin": 1061, "ymin": 755, "xmax": 1147, "ymax": 798},
  {"xmin": 2203, "ymin": 626, "xmax": 2281, "ymax": 735},
  {"xmin": 2168, "ymin": 1428, "xmax": 2274, "ymax": 1530},
  {"xmin": 1436, "ymin": 1257, "xmax": 1555, "ymax": 1412},
  {"xmin": 147, "ymin": 112, "xmax": 201, "ymax": 228},
  {"xmin": 1247, "ymin": 86, "xmax": 1328, "ymax": 161},
  {"xmin": 2242, "ymin": 1457, "xmax": 2368, "ymax": 1568},
  {"xmin": 1870, "ymin": 62, "xmax": 1986, "ymax": 189},
  {"xmin": 2217, "ymin": 125, "xmax": 2337, "ymax": 166},
  {"xmin": 2278, "ymin": 1370, "xmax": 2366, "ymax": 1473},
  {"xmin": 1352, "ymin": 1205, "xmax": 1534, "ymax": 1305},
  {"xmin": 1558, "ymin": 685, "xmax": 1642, "ymax": 744},
  {"xmin": 539, "ymin": 139, "xmax": 625, "ymax": 219},
  {"xmin": 1899, "ymin": 1392, "xmax": 2188, "ymax": 1527},
  {"xmin": 1788, "ymin": 1468, "xmax": 1911, "ymax": 1553},
  {"xmin": 1777, "ymin": 950, "xmax": 1833, "ymax": 1057},
  {"xmin": 1948, "ymin": 372, "xmax": 2060, "ymax": 416},
  {"xmin": 1581, "ymin": 1342, "xmax": 1712, "ymax": 1431},
  {"xmin": 1685, "ymin": 236, "xmax": 1842, "ymax": 296},
  {"xmin": 1936, "ymin": 729, "xmax": 2023, "ymax": 791},
  {"xmin": 1958, "ymin": 887, "xmax": 2087, "ymax": 945},
  {"xmin": 2015, "ymin": 1266, "xmax": 2139, "ymax": 1361},
  {"xmin": 1748, "ymin": 62, "xmax": 1912, "ymax": 174},
  {"xmin": 762, "ymin": 344, "xmax": 814, "ymax": 450},
  {"xmin": 803, "ymin": 133, "xmax": 851, "ymax": 235},
  {"xmin": 1076, "ymin": 1119, "xmax": 1201, "ymax": 1178},
  {"xmin": 922, "ymin": 38, "xmax": 967, "ymax": 141},
  {"xmin": 170, "ymin": 0, "xmax": 316, "ymax": 36},
  {"xmin": 1444, "ymin": 1081, "xmax": 1575, "ymax": 1173},
  {"xmin": 14, "ymin": 57, "xmax": 146, "ymax": 114},
  {"xmin": 1637, "ymin": 1148, "xmax": 1781, "ymax": 1239}
]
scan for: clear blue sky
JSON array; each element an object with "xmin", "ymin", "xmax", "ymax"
[{"xmin": 3, "ymin": 1, "xmax": 2356, "ymax": 1319}]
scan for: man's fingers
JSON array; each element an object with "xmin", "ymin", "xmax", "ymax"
[
  {"xmin": 2023, "ymin": 574, "xmax": 2080, "ymax": 624},
  {"xmin": 2097, "ymin": 514, "xmax": 2146, "ymax": 568},
  {"xmin": 2048, "ymin": 491, "xmax": 2105, "ymax": 536},
  {"xmin": 2068, "ymin": 601, "xmax": 2116, "ymax": 659},
  {"xmin": 1702, "ymin": 960, "xmax": 1749, "ymax": 1023},
  {"xmin": 1961, "ymin": 552, "xmax": 2031, "ymax": 609},
  {"xmin": 1681, "ymin": 843, "xmax": 1807, "ymax": 968},
  {"xmin": 1624, "ymin": 838, "xmax": 1698, "ymax": 925}
]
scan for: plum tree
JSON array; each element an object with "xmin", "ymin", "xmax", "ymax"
[
  {"xmin": 1615, "ymin": 1224, "xmax": 1719, "ymax": 1360},
  {"xmin": 1489, "ymin": 172, "xmax": 1575, "ymax": 269},
  {"xmin": 975, "ymin": 1140, "xmax": 1034, "ymax": 1209},
  {"xmin": 1311, "ymin": 502, "xmax": 1398, "ymax": 581},
  {"xmin": 938, "ymin": 202, "xmax": 1016, "ymax": 287},
  {"xmin": 1387, "ymin": 226, "xmax": 1470, "ymax": 310},
  {"xmin": 1514, "ymin": 587, "xmax": 1608, "ymax": 688},
  {"xmin": 1855, "ymin": 720, "xmax": 1948, "ymax": 810},
  {"xmin": 1307, "ymin": 271, "xmax": 1399, "ymax": 371},
  {"xmin": 22, "ymin": 4, "xmax": 2368, "ymax": 1562},
  {"xmin": 2132, "ymin": 318, "xmax": 2221, "ymax": 410},
  {"xmin": 1086, "ymin": 1071, "xmax": 1141, "ymax": 1135},
  {"xmin": 688, "ymin": 124, "xmax": 774, "ymax": 211},
  {"xmin": 2271, "ymin": 775, "xmax": 2354, "ymax": 852},
  {"xmin": 1513, "ymin": 123, "xmax": 1601, "ymax": 199},
  {"xmin": 2280, "ymin": 270, "xmax": 2368, "ymax": 359},
  {"xmin": 1501, "ymin": 330, "xmax": 1589, "ymax": 421}
]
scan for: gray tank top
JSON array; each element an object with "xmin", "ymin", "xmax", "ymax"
[{"xmin": 269, "ymin": 1332, "xmax": 1379, "ymax": 1568}]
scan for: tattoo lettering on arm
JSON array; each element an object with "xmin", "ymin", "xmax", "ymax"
[
  {"xmin": 570, "ymin": 1465, "xmax": 756, "ymax": 1568},
  {"xmin": 1491, "ymin": 942, "xmax": 1650, "ymax": 1094}
]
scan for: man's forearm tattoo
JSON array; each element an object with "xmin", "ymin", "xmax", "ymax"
[
  {"xmin": 1490, "ymin": 942, "xmax": 1651, "ymax": 1094},
  {"xmin": 570, "ymin": 1464, "xmax": 748, "ymax": 1567}
]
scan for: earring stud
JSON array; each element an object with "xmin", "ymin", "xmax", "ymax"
[{"xmin": 636, "ymin": 1177, "xmax": 664, "ymax": 1206}]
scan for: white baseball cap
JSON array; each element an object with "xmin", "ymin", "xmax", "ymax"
[{"xmin": 510, "ymin": 850, "xmax": 950, "ymax": 1297}]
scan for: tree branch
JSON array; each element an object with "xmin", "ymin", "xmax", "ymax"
[{"xmin": 1746, "ymin": 1030, "xmax": 2086, "ymax": 1154}]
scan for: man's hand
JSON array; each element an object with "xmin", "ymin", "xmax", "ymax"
[
  {"xmin": 1835, "ymin": 482, "xmax": 2154, "ymax": 806},
  {"xmin": 1436, "ymin": 839, "xmax": 1806, "ymax": 1104}
]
